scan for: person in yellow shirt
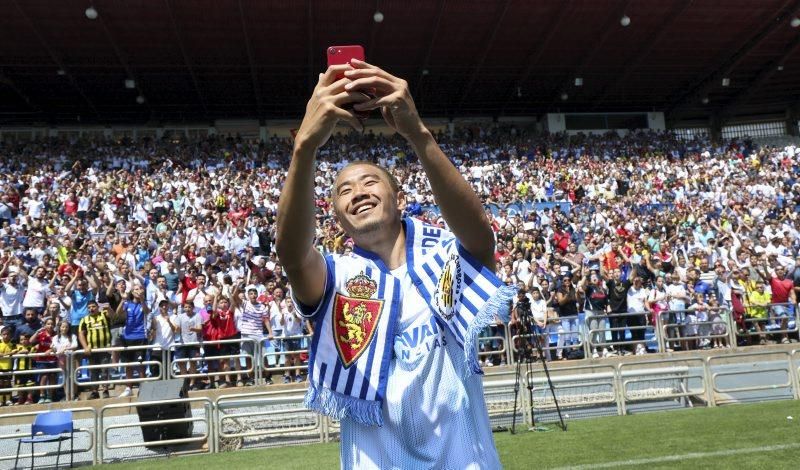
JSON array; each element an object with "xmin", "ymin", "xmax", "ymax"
[
  {"xmin": 747, "ymin": 282, "xmax": 771, "ymax": 345},
  {"xmin": 0, "ymin": 327, "xmax": 18, "ymax": 406}
]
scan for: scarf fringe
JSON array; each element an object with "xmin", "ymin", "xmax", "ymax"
[
  {"xmin": 304, "ymin": 381, "xmax": 384, "ymax": 427},
  {"xmin": 464, "ymin": 284, "xmax": 517, "ymax": 377}
]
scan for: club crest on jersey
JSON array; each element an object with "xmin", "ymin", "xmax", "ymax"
[
  {"xmin": 435, "ymin": 254, "xmax": 462, "ymax": 321},
  {"xmin": 333, "ymin": 272, "xmax": 383, "ymax": 368}
]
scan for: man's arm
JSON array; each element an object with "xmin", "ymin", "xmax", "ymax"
[
  {"xmin": 276, "ymin": 64, "xmax": 365, "ymax": 307},
  {"xmin": 346, "ymin": 60, "xmax": 494, "ymax": 269}
]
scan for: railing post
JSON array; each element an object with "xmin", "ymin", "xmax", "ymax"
[
  {"xmin": 726, "ymin": 308, "xmax": 738, "ymax": 349},
  {"xmin": 583, "ymin": 313, "xmax": 593, "ymax": 359},
  {"xmin": 504, "ymin": 323, "xmax": 513, "ymax": 366},
  {"xmin": 65, "ymin": 351, "xmax": 74, "ymax": 401},
  {"xmin": 255, "ymin": 338, "xmax": 263, "ymax": 385},
  {"xmin": 654, "ymin": 311, "xmax": 666, "ymax": 353},
  {"xmin": 789, "ymin": 349, "xmax": 800, "ymax": 401},
  {"xmin": 97, "ymin": 406, "xmax": 104, "ymax": 464},
  {"xmin": 703, "ymin": 356, "xmax": 716, "ymax": 407},
  {"xmin": 208, "ymin": 400, "xmax": 217, "ymax": 454},
  {"xmin": 615, "ymin": 363, "xmax": 626, "ymax": 416}
]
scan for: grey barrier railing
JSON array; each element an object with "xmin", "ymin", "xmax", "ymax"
[
  {"xmin": 510, "ymin": 315, "xmax": 584, "ymax": 363},
  {"xmin": 97, "ymin": 396, "xmax": 215, "ymax": 463},
  {"xmin": 584, "ymin": 311, "xmax": 655, "ymax": 353},
  {"xmin": 705, "ymin": 350, "xmax": 795, "ymax": 406},
  {"xmin": 167, "ymin": 337, "xmax": 259, "ymax": 384},
  {"xmin": 262, "ymin": 334, "xmax": 312, "ymax": 380},
  {"xmin": 0, "ymin": 350, "xmax": 66, "ymax": 398},
  {"xmin": 71, "ymin": 344, "xmax": 166, "ymax": 395},
  {"xmin": 658, "ymin": 308, "xmax": 735, "ymax": 353},
  {"xmin": 737, "ymin": 302, "xmax": 798, "ymax": 343},
  {"xmin": 1, "ymin": 350, "xmax": 800, "ymax": 465},
  {"xmin": 6, "ymin": 304, "xmax": 783, "ymax": 404}
]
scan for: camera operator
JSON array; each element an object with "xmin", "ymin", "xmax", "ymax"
[{"xmin": 511, "ymin": 286, "xmax": 552, "ymax": 361}]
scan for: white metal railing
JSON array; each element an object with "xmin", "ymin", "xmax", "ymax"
[
  {"xmin": 0, "ymin": 349, "xmax": 799, "ymax": 465},
  {"xmin": 97, "ymin": 396, "xmax": 215, "ymax": 463},
  {"xmin": 167, "ymin": 337, "xmax": 258, "ymax": 384}
]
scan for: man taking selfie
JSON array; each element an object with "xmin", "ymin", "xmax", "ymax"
[{"xmin": 277, "ymin": 58, "xmax": 514, "ymax": 469}]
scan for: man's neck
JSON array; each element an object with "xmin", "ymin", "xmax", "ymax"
[{"xmin": 354, "ymin": 220, "xmax": 406, "ymax": 270}]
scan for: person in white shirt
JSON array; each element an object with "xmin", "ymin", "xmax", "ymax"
[
  {"xmin": 512, "ymin": 252, "xmax": 532, "ymax": 286},
  {"xmin": 626, "ymin": 276, "xmax": 651, "ymax": 356},
  {"xmin": 22, "ymin": 266, "xmax": 54, "ymax": 315},
  {"xmin": 149, "ymin": 300, "xmax": 178, "ymax": 349},
  {"xmin": 665, "ymin": 274, "xmax": 690, "ymax": 351},
  {"xmin": 279, "ymin": 296, "xmax": 308, "ymax": 383},
  {"xmin": 0, "ymin": 271, "xmax": 25, "ymax": 323},
  {"xmin": 267, "ymin": 288, "xmax": 287, "ymax": 378}
]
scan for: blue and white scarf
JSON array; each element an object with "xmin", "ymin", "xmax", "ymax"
[{"xmin": 300, "ymin": 217, "xmax": 516, "ymax": 426}]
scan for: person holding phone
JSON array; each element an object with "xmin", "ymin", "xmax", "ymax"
[{"xmin": 277, "ymin": 56, "xmax": 511, "ymax": 469}]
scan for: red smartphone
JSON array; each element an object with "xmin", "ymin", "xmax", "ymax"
[
  {"xmin": 327, "ymin": 45, "xmax": 365, "ymax": 79},
  {"xmin": 326, "ymin": 45, "xmax": 371, "ymax": 120}
]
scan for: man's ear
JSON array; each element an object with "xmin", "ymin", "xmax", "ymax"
[{"xmin": 396, "ymin": 191, "xmax": 406, "ymax": 211}]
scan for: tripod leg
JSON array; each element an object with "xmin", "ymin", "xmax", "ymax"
[
  {"xmin": 531, "ymin": 327, "xmax": 567, "ymax": 431},
  {"xmin": 510, "ymin": 348, "xmax": 524, "ymax": 434}
]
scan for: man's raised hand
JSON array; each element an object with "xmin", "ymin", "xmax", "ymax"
[
  {"xmin": 294, "ymin": 64, "xmax": 371, "ymax": 153},
  {"xmin": 345, "ymin": 59, "xmax": 425, "ymax": 140}
]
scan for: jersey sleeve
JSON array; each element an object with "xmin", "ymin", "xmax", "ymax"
[{"xmin": 291, "ymin": 254, "xmax": 335, "ymax": 321}]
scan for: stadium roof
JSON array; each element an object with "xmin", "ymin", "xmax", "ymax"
[{"xmin": 2, "ymin": 0, "xmax": 800, "ymax": 125}]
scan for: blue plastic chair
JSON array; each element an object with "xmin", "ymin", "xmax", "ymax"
[{"xmin": 14, "ymin": 410, "xmax": 74, "ymax": 469}]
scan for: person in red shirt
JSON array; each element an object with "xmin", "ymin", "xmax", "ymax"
[
  {"xmin": 178, "ymin": 267, "xmax": 199, "ymax": 304},
  {"xmin": 207, "ymin": 290, "xmax": 241, "ymax": 388},
  {"xmin": 757, "ymin": 263, "xmax": 797, "ymax": 344},
  {"xmin": 552, "ymin": 226, "xmax": 571, "ymax": 254},
  {"xmin": 64, "ymin": 193, "xmax": 78, "ymax": 218},
  {"xmin": 30, "ymin": 317, "xmax": 57, "ymax": 403}
]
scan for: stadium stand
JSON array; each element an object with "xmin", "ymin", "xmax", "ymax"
[{"xmin": 0, "ymin": 126, "xmax": 798, "ymax": 404}]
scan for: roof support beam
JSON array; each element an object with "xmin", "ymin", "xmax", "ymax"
[
  {"xmin": 456, "ymin": 0, "xmax": 512, "ymax": 108},
  {"xmin": 307, "ymin": 0, "xmax": 315, "ymax": 94},
  {"xmin": 663, "ymin": 0, "xmax": 800, "ymax": 118},
  {"xmin": 0, "ymin": 69, "xmax": 40, "ymax": 113},
  {"xmin": 413, "ymin": 0, "xmax": 447, "ymax": 110},
  {"xmin": 499, "ymin": 0, "xmax": 574, "ymax": 114},
  {"xmin": 543, "ymin": 0, "xmax": 632, "ymax": 112},
  {"xmin": 164, "ymin": 0, "xmax": 210, "ymax": 118},
  {"xmin": 237, "ymin": 0, "xmax": 263, "ymax": 116},
  {"xmin": 92, "ymin": 2, "xmax": 155, "ymax": 116},
  {"xmin": 13, "ymin": 0, "xmax": 101, "ymax": 119},
  {"xmin": 590, "ymin": 0, "xmax": 693, "ymax": 109},
  {"xmin": 718, "ymin": 34, "xmax": 800, "ymax": 119}
]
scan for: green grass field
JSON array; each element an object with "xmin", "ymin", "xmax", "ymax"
[{"xmin": 99, "ymin": 400, "xmax": 800, "ymax": 469}]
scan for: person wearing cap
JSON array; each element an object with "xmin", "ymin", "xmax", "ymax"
[
  {"xmin": 232, "ymin": 281, "xmax": 273, "ymax": 387},
  {"xmin": 150, "ymin": 299, "xmax": 178, "ymax": 351}
]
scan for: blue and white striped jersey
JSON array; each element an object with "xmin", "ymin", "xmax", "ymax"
[{"xmin": 340, "ymin": 264, "xmax": 502, "ymax": 470}]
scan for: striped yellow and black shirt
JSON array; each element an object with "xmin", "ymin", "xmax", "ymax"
[
  {"xmin": 79, "ymin": 311, "xmax": 111, "ymax": 349},
  {"xmin": 14, "ymin": 345, "xmax": 33, "ymax": 371}
]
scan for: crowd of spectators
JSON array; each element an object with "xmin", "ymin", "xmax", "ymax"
[{"xmin": 0, "ymin": 124, "xmax": 798, "ymax": 405}]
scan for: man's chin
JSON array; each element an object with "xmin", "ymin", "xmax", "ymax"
[{"xmin": 350, "ymin": 219, "xmax": 384, "ymax": 237}]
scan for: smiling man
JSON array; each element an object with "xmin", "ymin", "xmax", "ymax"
[{"xmin": 276, "ymin": 60, "xmax": 514, "ymax": 469}]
